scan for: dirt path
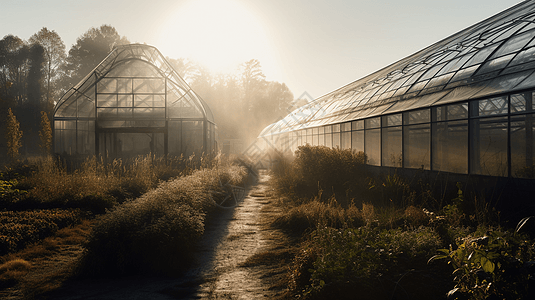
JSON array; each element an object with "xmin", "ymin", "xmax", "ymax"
[{"xmin": 45, "ymin": 171, "xmax": 291, "ymax": 300}]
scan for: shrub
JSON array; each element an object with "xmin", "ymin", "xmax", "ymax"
[
  {"xmin": 271, "ymin": 145, "xmax": 367, "ymax": 207},
  {"xmin": 295, "ymin": 226, "xmax": 443, "ymax": 299},
  {"xmin": 78, "ymin": 162, "xmax": 248, "ymax": 276}
]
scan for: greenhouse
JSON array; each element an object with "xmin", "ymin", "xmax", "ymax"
[
  {"xmin": 54, "ymin": 44, "xmax": 216, "ymax": 158},
  {"xmin": 258, "ymin": 0, "xmax": 535, "ymax": 178}
]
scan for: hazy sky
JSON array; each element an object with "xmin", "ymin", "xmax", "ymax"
[{"xmin": 1, "ymin": 0, "xmax": 524, "ymax": 100}]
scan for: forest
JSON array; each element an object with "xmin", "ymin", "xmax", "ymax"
[{"xmin": 0, "ymin": 25, "xmax": 295, "ymax": 163}]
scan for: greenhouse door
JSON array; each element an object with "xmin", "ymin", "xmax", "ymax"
[{"xmin": 98, "ymin": 132, "xmax": 165, "ymax": 158}]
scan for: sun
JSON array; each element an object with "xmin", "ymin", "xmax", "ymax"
[{"xmin": 157, "ymin": 0, "xmax": 277, "ymax": 76}]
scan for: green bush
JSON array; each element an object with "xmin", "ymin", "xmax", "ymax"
[
  {"xmin": 430, "ymin": 230, "xmax": 535, "ymax": 300},
  {"xmin": 78, "ymin": 162, "xmax": 248, "ymax": 276},
  {"xmin": 292, "ymin": 226, "xmax": 444, "ymax": 300}
]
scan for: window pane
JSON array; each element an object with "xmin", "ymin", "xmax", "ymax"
[
  {"xmin": 470, "ymin": 117, "xmax": 508, "ymax": 176},
  {"xmin": 511, "ymin": 114, "xmax": 535, "ymax": 178},
  {"xmin": 333, "ymin": 133, "xmax": 341, "ymax": 148},
  {"xmin": 365, "ymin": 128, "xmax": 381, "ymax": 166},
  {"xmin": 352, "ymin": 130, "xmax": 364, "ymax": 153},
  {"xmin": 325, "ymin": 133, "xmax": 332, "ymax": 148},
  {"xmin": 511, "ymin": 93, "xmax": 527, "ymax": 113},
  {"xmin": 474, "ymin": 97, "xmax": 508, "ymax": 116},
  {"xmin": 405, "ymin": 109, "xmax": 430, "ymax": 125},
  {"xmin": 432, "ymin": 120, "xmax": 468, "ymax": 174},
  {"xmin": 341, "ymin": 122, "xmax": 352, "ymax": 132},
  {"xmin": 352, "ymin": 120, "xmax": 364, "ymax": 130},
  {"xmin": 341, "ymin": 132, "xmax": 351, "ymax": 149},
  {"xmin": 404, "ymin": 124, "xmax": 430, "ymax": 169},
  {"xmin": 382, "ymin": 126, "xmax": 402, "ymax": 167},
  {"xmin": 366, "ymin": 117, "xmax": 381, "ymax": 129}
]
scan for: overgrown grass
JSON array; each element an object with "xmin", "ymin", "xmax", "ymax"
[
  {"xmin": 269, "ymin": 145, "xmax": 535, "ymax": 300},
  {"xmin": 77, "ymin": 160, "xmax": 249, "ymax": 277}
]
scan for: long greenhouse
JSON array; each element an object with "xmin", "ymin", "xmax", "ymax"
[
  {"xmin": 54, "ymin": 44, "xmax": 216, "ymax": 158},
  {"xmin": 258, "ymin": 0, "xmax": 535, "ymax": 179}
]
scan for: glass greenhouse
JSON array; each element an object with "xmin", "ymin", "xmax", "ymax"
[
  {"xmin": 54, "ymin": 44, "xmax": 216, "ymax": 159},
  {"xmin": 258, "ymin": 0, "xmax": 535, "ymax": 178}
]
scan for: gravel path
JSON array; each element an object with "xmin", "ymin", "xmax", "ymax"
[{"xmin": 46, "ymin": 171, "xmax": 289, "ymax": 300}]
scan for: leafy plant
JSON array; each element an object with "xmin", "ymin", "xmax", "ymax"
[{"xmin": 429, "ymin": 231, "xmax": 535, "ymax": 299}]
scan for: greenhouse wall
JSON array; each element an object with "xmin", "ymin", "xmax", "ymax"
[
  {"xmin": 54, "ymin": 44, "xmax": 216, "ymax": 159},
  {"xmin": 258, "ymin": 1, "xmax": 535, "ymax": 179}
]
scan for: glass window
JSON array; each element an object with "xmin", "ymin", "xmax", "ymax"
[
  {"xmin": 325, "ymin": 125, "xmax": 332, "ymax": 133},
  {"xmin": 470, "ymin": 117, "xmax": 508, "ymax": 176},
  {"xmin": 365, "ymin": 117, "xmax": 381, "ymax": 129},
  {"xmin": 491, "ymin": 30, "xmax": 535, "ymax": 59},
  {"xmin": 404, "ymin": 124, "xmax": 430, "ymax": 170},
  {"xmin": 511, "ymin": 93, "xmax": 527, "ymax": 113},
  {"xmin": 382, "ymin": 126, "xmax": 402, "ymax": 167},
  {"xmin": 352, "ymin": 120, "xmax": 364, "ymax": 130},
  {"xmin": 341, "ymin": 122, "xmax": 352, "ymax": 132},
  {"xmin": 332, "ymin": 124, "xmax": 341, "ymax": 133},
  {"xmin": 365, "ymin": 128, "xmax": 381, "ymax": 166},
  {"xmin": 352, "ymin": 130, "xmax": 364, "ymax": 153},
  {"xmin": 404, "ymin": 109, "xmax": 430, "ymax": 125},
  {"xmin": 341, "ymin": 132, "xmax": 351, "ymax": 149},
  {"xmin": 511, "ymin": 114, "xmax": 535, "ymax": 178},
  {"xmin": 476, "ymin": 53, "xmax": 516, "ymax": 75},
  {"xmin": 472, "ymin": 96, "xmax": 508, "ymax": 116},
  {"xmin": 319, "ymin": 126, "xmax": 325, "ymax": 134},
  {"xmin": 382, "ymin": 114, "xmax": 402, "ymax": 127},
  {"xmin": 325, "ymin": 133, "xmax": 333, "ymax": 148},
  {"xmin": 333, "ymin": 132, "xmax": 341, "ymax": 148},
  {"xmin": 432, "ymin": 120, "xmax": 468, "ymax": 174}
]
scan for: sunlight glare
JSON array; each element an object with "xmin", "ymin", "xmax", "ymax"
[{"xmin": 158, "ymin": 0, "xmax": 277, "ymax": 76}]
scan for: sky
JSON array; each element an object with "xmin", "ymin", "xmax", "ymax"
[{"xmin": 0, "ymin": 0, "xmax": 525, "ymax": 100}]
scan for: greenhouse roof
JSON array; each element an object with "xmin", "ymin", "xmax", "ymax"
[
  {"xmin": 55, "ymin": 44, "xmax": 214, "ymax": 123},
  {"xmin": 261, "ymin": 0, "xmax": 535, "ymax": 136}
]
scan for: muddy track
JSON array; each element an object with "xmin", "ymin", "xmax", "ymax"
[{"xmin": 45, "ymin": 171, "xmax": 290, "ymax": 300}]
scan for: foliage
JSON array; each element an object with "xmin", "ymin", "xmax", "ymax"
[
  {"xmin": 0, "ymin": 209, "xmax": 85, "ymax": 256},
  {"xmin": 5, "ymin": 108, "xmax": 23, "ymax": 162},
  {"xmin": 429, "ymin": 231, "xmax": 535, "ymax": 300},
  {"xmin": 77, "ymin": 162, "xmax": 248, "ymax": 276},
  {"xmin": 38, "ymin": 111, "xmax": 52, "ymax": 155},
  {"xmin": 271, "ymin": 145, "xmax": 368, "ymax": 207},
  {"xmin": 291, "ymin": 226, "xmax": 443, "ymax": 299}
]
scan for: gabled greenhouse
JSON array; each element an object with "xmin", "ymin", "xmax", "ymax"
[
  {"xmin": 259, "ymin": 0, "xmax": 535, "ymax": 178},
  {"xmin": 54, "ymin": 44, "xmax": 215, "ymax": 158}
]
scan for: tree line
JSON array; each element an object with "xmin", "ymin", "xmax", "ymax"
[{"xmin": 1, "ymin": 24, "xmax": 295, "ymax": 162}]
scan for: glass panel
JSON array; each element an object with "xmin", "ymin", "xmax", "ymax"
[
  {"xmin": 404, "ymin": 109, "xmax": 430, "ymax": 125},
  {"xmin": 511, "ymin": 114, "xmax": 535, "ymax": 178},
  {"xmin": 473, "ymin": 96, "xmax": 508, "ymax": 116},
  {"xmin": 319, "ymin": 126, "xmax": 325, "ymax": 134},
  {"xmin": 365, "ymin": 128, "xmax": 381, "ymax": 166},
  {"xmin": 465, "ymin": 44, "xmax": 499, "ymax": 67},
  {"xmin": 325, "ymin": 133, "xmax": 332, "ymax": 148},
  {"xmin": 470, "ymin": 117, "xmax": 508, "ymax": 176},
  {"xmin": 97, "ymin": 94, "xmax": 116, "ymax": 107},
  {"xmin": 382, "ymin": 126, "xmax": 402, "ymax": 167},
  {"xmin": 509, "ymin": 47, "xmax": 535, "ymax": 66},
  {"xmin": 182, "ymin": 121, "xmax": 204, "ymax": 156},
  {"xmin": 352, "ymin": 120, "xmax": 364, "ymax": 130},
  {"xmin": 341, "ymin": 132, "xmax": 351, "ymax": 149},
  {"xmin": 325, "ymin": 125, "xmax": 332, "ymax": 133},
  {"xmin": 491, "ymin": 30, "xmax": 535, "ymax": 58},
  {"xmin": 352, "ymin": 130, "xmax": 364, "ymax": 153},
  {"xmin": 333, "ymin": 133, "xmax": 341, "ymax": 148},
  {"xmin": 319, "ymin": 133, "xmax": 325, "ymax": 146},
  {"xmin": 332, "ymin": 124, "xmax": 341, "ymax": 133},
  {"xmin": 450, "ymin": 65, "xmax": 480, "ymax": 82},
  {"xmin": 365, "ymin": 117, "xmax": 381, "ymax": 129},
  {"xmin": 511, "ymin": 93, "xmax": 527, "ymax": 113},
  {"xmin": 476, "ymin": 53, "xmax": 516, "ymax": 75},
  {"xmin": 382, "ymin": 114, "xmax": 402, "ymax": 127},
  {"xmin": 404, "ymin": 124, "xmax": 430, "ymax": 170},
  {"xmin": 432, "ymin": 120, "xmax": 468, "ymax": 174},
  {"xmin": 341, "ymin": 122, "xmax": 351, "ymax": 132}
]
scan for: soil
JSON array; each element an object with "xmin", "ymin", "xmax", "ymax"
[{"xmin": 7, "ymin": 170, "xmax": 293, "ymax": 300}]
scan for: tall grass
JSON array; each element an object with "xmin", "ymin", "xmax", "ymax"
[{"xmin": 77, "ymin": 159, "xmax": 249, "ymax": 276}]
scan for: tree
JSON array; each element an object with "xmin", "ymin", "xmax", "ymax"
[
  {"xmin": 61, "ymin": 25, "xmax": 129, "ymax": 90},
  {"xmin": 38, "ymin": 111, "xmax": 52, "ymax": 155},
  {"xmin": 0, "ymin": 35, "xmax": 29, "ymax": 106},
  {"xmin": 5, "ymin": 108, "xmax": 22, "ymax": 161},
  {"xmin": 28, "ymin": 27, "xmax": 66, "ymax": 108}
]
